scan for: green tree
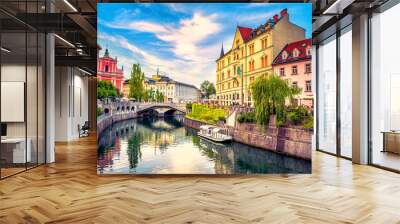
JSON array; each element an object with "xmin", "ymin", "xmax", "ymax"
[
  {"xmin": 155, "ymin": 90, "xmax": 164, "ymax": 102},
  {"xmin": 200, "ymin": 80, "xmax": 216, "ymax": 99},
  {"xmin": 251, "ymin": 74, "xmax": 301, "ymax": 126},
  {"xmin": 97, "ymin": 80, "xmax": 118, "ymax": 99},
  {"xmin": 142, "ymin": 89, "xmax": 150, "ymax": 102},
  {"xmin": 129, "ymin": 63, "xmax": 145, "ymax": 101}
]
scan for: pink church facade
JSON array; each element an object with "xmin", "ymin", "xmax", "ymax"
[
  {"xmin": 272, "ymin": 39, "xmax": 313, "ymax": 110},
  {"xmin": 97, "ymin": 48, "xmax": 124, "ymax": 92}
]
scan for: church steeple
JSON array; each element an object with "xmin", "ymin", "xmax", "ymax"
[
  {"xmin": 104, "ymin": 48, "xmax": 109, "ymax": 57},
  {"xmin": 219, "ymin": 43, "xmax": 224, "ymax": 58}
]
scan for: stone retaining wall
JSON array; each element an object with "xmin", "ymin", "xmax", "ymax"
[
  {"xmin": 97, "ymin": 112, "xmax": 138, "ymax": 138},
  {"xmin": 184, "ymin": 117, "xmax": 312, "ymax": 160}
]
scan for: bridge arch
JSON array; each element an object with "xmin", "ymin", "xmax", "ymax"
[{"xmin": 136, "ymin": 104, "xmax": 186, "ymax": 117}]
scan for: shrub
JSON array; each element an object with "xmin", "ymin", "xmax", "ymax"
[
  {"xmin": 287, "ymin": 111, "xmax": 302, "ymax": 124},
  {"xmin": 237, "ymin": 113, "xmax": 245, "ymax": 123},
  {"xmin": 303, "ymin": 117, "xmax": 314, "ymax": 129},
  {"xmin": 287, "ymin": 105, "xmax": 310, "ymax": 125},
  {"xmin": 97, "ymin": 108, "xmax": 103, "ymax": 117},
  {"xmin": 245, "ymin": 112, "xmax": 255, "ymax": 123},
  {"xmin": 186, "ymin": 102, "xmax": 192, "ymax": 111},
  {"xmin": 236, "ymin": 112, "xmax": 256, "ymax": 123},
  {"xmin": 217, "ymin": 115, "xmax": 226, "ymax": 122}
]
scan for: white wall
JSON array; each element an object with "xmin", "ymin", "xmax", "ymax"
[{"xmin": 54, "ymin": 67, "xmax": 89, "ymax": 141}]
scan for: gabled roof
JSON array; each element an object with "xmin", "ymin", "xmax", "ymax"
[
  {"xmin": 217, "ymin": 8, "xmax": 291, "ymax": 61},
  {"xmin": 272, "ymin": 39, "xmax": 311, "ymax": 65},
  {"xmin": 237, "ymin": 26, "xmax": 253, "ymax": 42}
]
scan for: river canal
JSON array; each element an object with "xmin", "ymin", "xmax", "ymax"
[{"xmin": 97, "ymin": 116, "xmax": 311, "ymax": 174}]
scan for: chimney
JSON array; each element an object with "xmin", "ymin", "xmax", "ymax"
[
  {"xmin": 280, "ymin": 9, "xmax": 288, "ymax": 18},
  {"xmin": 273, "ymin": 14, "xmax": 278, "ymax": 23}
]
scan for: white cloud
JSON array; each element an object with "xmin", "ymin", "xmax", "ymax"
[
  {"xmin": 99, "ymin": 12, "xmax": 229, "ymax": 87},
  {"xmin": 108, "ymin": 12, "xmax": 220, "ymax": 61},
  {"xmin": 126, "ymin": 21, "xmax": 170, "ymax": 33},
  {"xmin": 99, "ymin": 33, "xmax": 221, "ymax": 87}
]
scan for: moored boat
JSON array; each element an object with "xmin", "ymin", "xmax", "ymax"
[{"xmin": 198, "ymin": 125, "xmax": 232, "ymax": 143}]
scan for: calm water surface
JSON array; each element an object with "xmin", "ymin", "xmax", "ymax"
[{"xmin": 97, "ymin": 116, "xmax": 311, "ymax": 174}]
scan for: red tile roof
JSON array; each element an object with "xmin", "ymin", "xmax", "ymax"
[
  {"xmin": 238, "ymin": 26, "xmax": 253, "ymax": 42},
  {"xmin": 272, "ymin": 39, "xmax": 311, "ymax": 65}
]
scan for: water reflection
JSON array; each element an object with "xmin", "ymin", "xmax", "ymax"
[{"xmin": 97, "ymin": 116, "xmax": 311, "ymax": 174}]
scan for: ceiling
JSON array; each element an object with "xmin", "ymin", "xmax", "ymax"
[
  {"xmin": 0, "ymin": 0, "xmax": 97, "ymax": 74},
  {"xmin": 312, "ymin": 0, "xmax": 389, "ymax": 41}
]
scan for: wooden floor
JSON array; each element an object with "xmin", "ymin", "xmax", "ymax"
[{"xmin": 0, "ymin": 135, "xmax": 400, "ymax": 224}]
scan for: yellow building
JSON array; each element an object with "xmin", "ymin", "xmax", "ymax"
[
  {"xmin": 122, "ymin": 80, "xmax": 130, "ymax": 99},
  {"xmin": 216, "ymin": 9, "xmax": 306, "ymax": 106}
]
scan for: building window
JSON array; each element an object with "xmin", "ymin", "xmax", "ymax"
[
  {"xmin": 293, "ymin": 48, "xmax": 299, "ymax": 57},
  {"xmin": 279, "ymin": 68, "xmax": 285, "ymax": 76},
  {"xmin": 250, "ymin": 76, "xmax": 254, "ymax": 83},
  {"xmin": 249, "ymin": 44, "xmax": 254, "ymax": 54},
  {"xmin": 261, "ymin": 38, "xmax": 267, "ymax": 49},
  {"xmin": 292, "ymin": 81, "xmax": 298, "ymax": 88},
  {"xmin": 306, "ymin": 47, "xmax": 311, "ymax": 56},
  {"xmin": 292, "ymin": 65, "xmax": 298, "ymax": 75},
  {"xmin": 228, "ymin": 82, "xmax": 231, "ymax": 89},
  {"xmin": 249, "ymin": 60, "xmax": 255, "ymax": 71},
  {"xmin": 105, "ymin": 65, "xmax": 109, "ymax": 72},
  {"xmin": 282, "ymin": 51, "xmax": 288, "ymax": 60},
  {"xmin": 261, "ymin": 56, "xmax": 267, "ymax": 68},
  {"xmin": 305, "ymin": 63, "xmax": 311, "ymax": 73},
  {"xmin": 305, "ymin": 80, "xmax": 311, "ymax": 92},
  {"xmin": 227, "ymin": 70, "xmax": 230, "ymax": 78}
]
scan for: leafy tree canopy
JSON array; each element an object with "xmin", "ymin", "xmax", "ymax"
[
  {"xmin": 200, "ymin": 80, "xmax": 216, "ymax": 99},
  {"xmin": 97, "ymin": 80, "xmax": 118, "ymax": 99},
  {"xmin": 129, "ymin": 63, "xmax": 145, "ymax": 101},
  {"xmin": 251, "ymin": 74, "xmax": 301, "ymax": 126}
]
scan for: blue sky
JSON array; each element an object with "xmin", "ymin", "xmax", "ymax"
[{"xmin": 98, "ymin": 3, "xmax": 311, "ymax": 87}]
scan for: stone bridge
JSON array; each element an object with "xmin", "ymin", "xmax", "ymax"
[
  {"xmin": 97, "ymin": 100, "xmax": 186, "ymax": 137},
  {"xmin": 136, "ymin": 103, "xmax": 186, "ymax": 116}
]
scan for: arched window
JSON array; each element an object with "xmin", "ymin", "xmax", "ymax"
[
  {"xmin": 261, "ymin": 56, "xmax": 267, "ymax": 68},
  {"xmin": 105, "ymin": 64, "xmax": 109, "ymax": 72}
]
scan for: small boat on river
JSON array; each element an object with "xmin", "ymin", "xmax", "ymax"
[{"xmin": 198, "ymin": 125, "xmax": 233, "ymax": 143}]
